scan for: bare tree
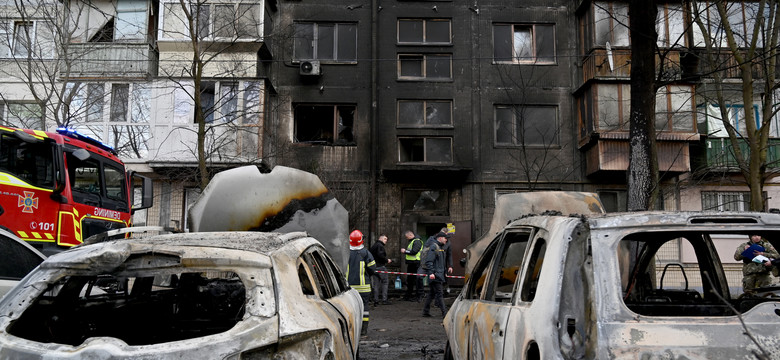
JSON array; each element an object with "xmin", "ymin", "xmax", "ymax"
[
  {"xmin": 691, "ymin": 1, "xmax": 780, "ymax": 211},
  {"xmin": 156, "ymin": 0, "xmax": 268, "ymax": 189}
]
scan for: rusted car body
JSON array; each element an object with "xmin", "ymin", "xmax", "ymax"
[
  {"xmin": 445, "ymin": 193, "xmax": 780, "ymax": 359},
  {"xmin": 0, "ymin": 231, "xmax": 362, "ymax": 359}
]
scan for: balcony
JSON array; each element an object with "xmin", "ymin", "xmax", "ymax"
[
  {"xmin": 580, "ymin": 48, "xmax": 681, "ymax": 84},
  {"xmin": 64, "ymin": 43, "xmax": 158, "ymax": 80},
  {"xmin": 584, "ymin": 134, "xmax": 698, "ymax": 177},
  {"xmin": 696, "ymin": 138, "xmax": 780, "ymax": 169}
]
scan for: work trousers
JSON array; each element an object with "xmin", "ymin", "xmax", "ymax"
[{"xmin": 371, "ymin": 265, "xmax": 389, "ymax": 302}]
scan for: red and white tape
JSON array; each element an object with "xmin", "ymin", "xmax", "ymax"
[{"xmin": 375, "ymin": 270, "xmax": 465, "ymax": 279}]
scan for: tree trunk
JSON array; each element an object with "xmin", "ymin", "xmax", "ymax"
[{"xmin": 626, "ymin": 0, "xmax": 659, "ymax": 211}]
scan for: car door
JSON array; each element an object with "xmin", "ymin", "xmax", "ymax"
[
  {"xmin": 467, "ymin": 229, "xmax": 532, "ymax": 360},
  {"xmin": 0, "ymin": 229, "xmax": 45, "ymax": 298},
  {"xmin": 301, "ymin": 247, "xmax": 360, "ymax": 358}
]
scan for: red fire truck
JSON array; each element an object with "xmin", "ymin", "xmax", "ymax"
[{"xmin": 0, "ymin": 126, "xmax": 152, "ymax": 254}]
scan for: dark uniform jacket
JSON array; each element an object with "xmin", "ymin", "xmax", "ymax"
[
  {"xmin": 347, "ymin": 247, "xmax": 376, "ymax": 293},
  {"xmin": 423, "ymin": 241, "xmax": 447, "ymax": 283}
]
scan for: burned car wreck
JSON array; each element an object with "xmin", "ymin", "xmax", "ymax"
[
  {"xmin": 444, "ymin": 192, "xmax": 780, "ymax": 360},
  {"xmin": 0, "ymin": 232, "xmax": 363, "ymax": 359}
]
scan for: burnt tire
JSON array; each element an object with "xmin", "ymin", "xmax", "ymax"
[{"xmin": 444, "ymin": 340, "xmax": 454, "ymax": 360}]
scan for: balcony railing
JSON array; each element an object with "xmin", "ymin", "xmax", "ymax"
[
  {"xmin": 704, "ymin": 138, "xmax": 780, "ymax": 168},
  {"xmin": 63, "ymin": 43, "xmax": 158, "ymax": 79},
  {"xmin": 581, "ymin": 48, "xmax": 681, "ymax": 84}
]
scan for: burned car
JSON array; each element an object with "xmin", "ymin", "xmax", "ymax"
[
  {"xmin": 444, "ymin": 193, "xmax": 780, "ymax": 359},
  {"xmin": 0, "ymin": 231, "xmax": 363, "ymax": 359},
  {"xmin": 0, "ymin": 227, "xmax": 45, "ymax": 299}
]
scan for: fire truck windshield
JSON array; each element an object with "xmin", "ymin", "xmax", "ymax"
[
  {"xmin": 66, "ymin": 151, "xmax": 128, "ymax": 210},
  {"xmin": 0, "ymin": 134, "xmax": 55, "ymax": 189}
]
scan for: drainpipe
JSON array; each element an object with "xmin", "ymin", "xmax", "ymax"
[{"xmin": 369, "ymin": 0, "xmax": 378, "ymax": 240}]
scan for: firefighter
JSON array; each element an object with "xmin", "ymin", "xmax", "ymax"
[{"xmin": 346, "ymin": 230, "xmax": 376, "ymax": 335}]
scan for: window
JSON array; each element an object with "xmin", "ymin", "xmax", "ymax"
[
  {"xmin": 69, "ymin": 83, "xmax": 151, "ymax": 159},
  {"xmin": 398, "ymin": 137, "xmax": 452, "ymax": 163},
  {"xmin": 115, "ymin": 0, "xmax": 147, "ymax": 41},
  {"xmin": 199, "ymin": 82, "xmax": 216, "ymax": 123},
  {"xmin": 465, "ymin": 237, "xmax": 499, "ymax": 299},
  {"xmin": 397, "ymin": 100, "xmax": 452, "ymax": 127},
  {"xmin": 594, "ymin": 2, "xmax": 629, "ymax": 47},
  {"xmin": 294, "ymin": 22, "xmax": 357, "ymax": 62},
  {"xmin": 293, "ymin": 104, "xmax": 355, "ymax": 145},
  {"xmin": 0, "ymin": 133, "xmax": 55, "ymax": 189},
  {"xmin": 494, "ymin": 105, "xmax": 559, "ymax": 146},
  {"xmin": 398, "ymin": 19, "xmax": 451, "ymax": 44},
  {"xmin": 701, "ymin": 103, "xmax": 763, "ymax": 138},
  {"xmin": 584, "ymin": 84, "xmax": 695, "ymax": 135},
  {"xmin": 598, "ymin": 190, "xmax": 627, "ymax": 212},
  {"xmin": 402, "ymin": 189, "xmax": 448, "ymax": 213},
  {"xmin": 2, "ymin": 103, "xmax": 43, "ymax": 129},
  {"xmin": 398, "ymin": 54, "xmax": 452, "ymax": 80},
  {"xmin": 701, "ymin": 191, "xmax": 753, "ymax": 212},
  {"xmin": 493, "ymin": 24, "xmax": 555, "ymax": 64},
  {"xmin": 520, "ymin": 238, "xmax": 546, "ymax": 302},
  {"xmin": 0, "ymin": 20, "xmax": 53, "ymax": 59},
  {"xmin": 161, "ymin": 2, "xmax": 260, "ymax": 40},
  {"xmin": 692, "ymin": 2, "xmax": 771, "ymax": 48},
  {"xmin": 485, "ymin": 231, "xmax": 531, "ymax": 302},
  {"xmin": 12, "ymin": 21, "xmax": 33, "ymax": 57},
  {"xmin": 656, "ymin": 3, "xmax": 685, "ymax": 48}
]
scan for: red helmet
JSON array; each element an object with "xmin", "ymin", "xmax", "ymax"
[{"xmin": 349, "ymin": 230, "xmax": 364, "ymax": 246}]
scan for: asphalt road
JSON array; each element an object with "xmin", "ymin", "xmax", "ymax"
[{"xmin": 358, "ymin": 288, "xmax": 457, "ymax": 360}]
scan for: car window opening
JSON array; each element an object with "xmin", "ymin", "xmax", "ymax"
[
  {"xmin": 619, "ymin": 231, "xmax": 777, "ymax": 317},
  {"xmin": 7, "ymin": 271, "xmax": 247, "ymax": 346}
]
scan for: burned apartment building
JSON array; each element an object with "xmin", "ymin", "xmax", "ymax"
[{"xmin": 2, "ymin": 0, "xmax": 780, "ymax": 281}]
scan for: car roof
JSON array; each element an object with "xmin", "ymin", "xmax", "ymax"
[{"xmin": 507, "ymin": 211, "xmax": 780, "ymax": 233}]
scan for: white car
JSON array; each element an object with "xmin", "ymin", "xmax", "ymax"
[
  {"xmin": 0, "ymin": 227, "xmax": 45, "ymax": 298},
  {"xmin": 0, "ymin": 231, "xmax": 363, "ymax": 359}
]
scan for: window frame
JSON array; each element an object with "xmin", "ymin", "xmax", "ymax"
[
  {"xmin": 398, "ymin": 136, "xmax": 453, "ymax": 164},
  {"xmin": 701, "ymin": 191, "xmax": 759, "ymax": 212},
  {"xmin": 293, "ymin": 104, "xmax": 357, "ymax": 146},
  {"xmin": 293, "ymin": 21, "xmax": 358, "ymax": 63},
  {"xmin": 397, "ymin": 54, "xmax": 453, "ymax": 81},
  {"xmin": 493, "ymin": 23, "xmax": 556, "ymax": 65},
  {"xmin": 160, "ymin": 1, "xmax": 261, "ymax": 41},
  {"xmin": 494, "ymin": 105, "xmax": 560, "ymax": 147},
  {"xmin": 396, "ymin": 99, "xmax": 453, "ymax": 128},
  {"xmin": 397, "ymin": 18, "xmax": 452, "ymax": 45}
]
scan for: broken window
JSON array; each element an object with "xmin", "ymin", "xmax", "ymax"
[
  {"xmin": 494, "ymin": 105, "xmax": 559, "ymax": 146},
  {"xmin": 398, "ymin": 54, "xmax": 452, "ymax": 80},
  {"xmin": 485, "ymin": 231, "xmax": 531, "ymax": 302},
  {"xmin": 402, "ymin": 189, "xmax": 448, "ymax": 213},
  {"xmin": 618, "ymin": 231, "xmax": 754, "ymax": 316},
  {"xmin": 293, "ymin": 104, "xmax": 356, "ymax": 145},
  {"xmin": 493, "ymin": 24, "xmax": 555, "ymax": 64},
  {"xmin": 7, "ymin": 270, "xmax": 250, "ymax": 346},
  {"xmin": 398, "ymin": 19, "xmax": 451, "ymax": 44},
  {"xmin": 520, "ymin": 238, "xmax": 546, "ymax": 302},
  {"xmin": 293, "ymin": 22, "xmax": 357, "ymax": 62},
  {"xmin": 398, "ymin": 137, "xmax": 452, "ymax": 163},
  {"xmin": 397, "ymin": 100, "xmax": 452, "ymax": 127}
]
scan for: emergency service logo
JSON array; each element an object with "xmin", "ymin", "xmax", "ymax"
[{"xmin": 18, "ymin": 191, "xmax": 38, "ymax": 213}]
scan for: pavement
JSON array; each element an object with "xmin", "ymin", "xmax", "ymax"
[{"xmin": 358, "ymin": 288, "xmax": 457, "ymax": 360}]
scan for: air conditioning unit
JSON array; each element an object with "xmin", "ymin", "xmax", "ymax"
[{"xmin": 299, "ymin": 60, "xmax": 321, "ymax": 76}]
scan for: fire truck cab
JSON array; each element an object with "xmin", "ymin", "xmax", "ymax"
[{"xmin": 0, "ymin": 126, "xmax": 152, "ymax": 255}]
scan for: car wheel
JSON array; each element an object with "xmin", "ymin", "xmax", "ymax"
[{"xmin": 444, "ymin": 340, "xmax": 454, "ymax": 360}]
